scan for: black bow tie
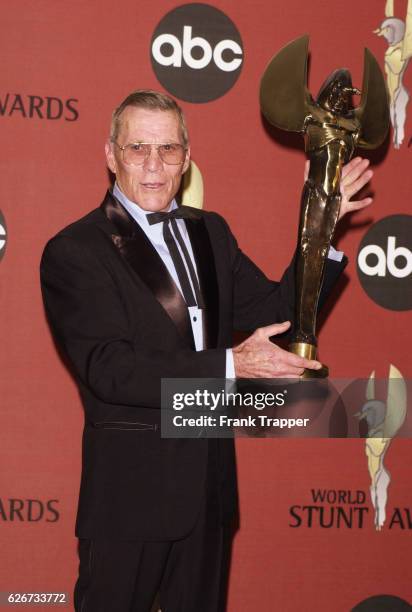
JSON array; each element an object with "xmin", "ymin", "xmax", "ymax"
[
  {"xmin": 147, "ymin": 207, "xmax": 201, "ymax": 225},
  {"xmin": 147, "ymin": 207, "xmax": 204, "ymax": 309}
]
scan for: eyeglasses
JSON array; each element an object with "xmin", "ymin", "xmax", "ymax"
[{"xmin": 112, "ymin": 141, "xmax": 187, "ymax": 166}]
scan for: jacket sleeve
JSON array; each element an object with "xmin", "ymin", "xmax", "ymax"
[
  {"xmin": 40, "ymin": 235, "xmax": 226, "ymax": 408},
  {"xmin": 214, "ymin": 213, "xmax": 347, "ymax": 332}
]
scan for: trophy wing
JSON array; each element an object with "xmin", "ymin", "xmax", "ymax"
[
  {"xmin": 355, "ymin": 48, "xmax": 390, "ymax": 149},
  {"xmin": 383, "ymin": 364, "xmax": 407, "ymax": 438},
  {"xmin": 260, "ymin": 35, "xmax": 312, "ymax": 132}
]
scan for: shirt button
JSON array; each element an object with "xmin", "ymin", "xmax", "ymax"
[{"xmin": 193, "ymin": 316, "xmax": 197, "ymax": 322}]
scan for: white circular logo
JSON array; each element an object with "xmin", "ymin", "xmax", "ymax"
[
  {"xmin": 357, "ymin": 215, "xmax": 412, "ymax": 310},
  {"xmin": 151, "ymin": 4, "xmax": 244, "ymax": 103}
]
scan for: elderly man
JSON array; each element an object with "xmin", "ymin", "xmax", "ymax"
[{"xmin": 40, "ymin": 89, "xmax": 373, "ymax": 612}]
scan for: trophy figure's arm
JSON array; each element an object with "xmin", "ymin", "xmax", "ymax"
[{"xmin": 292, "ymin": 122, "xmax": 358, "ymax": 349}]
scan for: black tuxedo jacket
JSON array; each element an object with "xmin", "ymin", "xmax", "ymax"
[{"xmin": 40, "ymin": 191, "xmax": 346, "ymax": 540}]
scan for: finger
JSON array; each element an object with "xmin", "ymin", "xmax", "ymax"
[
  {"xmin": 341, "ymin": 156, "xmax": 365, "ymax": 180},
  {"xmin": 272, "ymin": 361, "xmax": 320, "ymax": 377},
  {"xmin": 304, "ymin": 160, "xmax": 310, "ymax": 181},
  {"xmin": 345, "ymin": 197, "xmax": 373, "ymax": 212},
  {"xmin": 268, "ymin": 358, "xmax": 305, "ymax": 377},
  {"xmin": 305, "ymin": 359, "xmax": 323, "ymax": 370},
  {"xmin": 341, "ymin": 161, "xmax": 372, "ymax": 191},
  {"xmin": 260, "ymin": 320, "xmax": 291, "ymax": 338},
  {"xmin": 292, "ymin": 356, "xmax": 323, "ymax": 370},
  {"xmin": 342, "ymin": 170, "xmax": 373, "ymax": 200},
  {"xmin": 272, "ymin": 348, "xmax": 322, "ymax": 370},
  {"xmin": 342, "ymin": 161, "xmax": 372, "ymax": 186},
  {"xmin": 275, "ymin": 368, "xmax": 305, "ymax": 378},
  {"xmin": 266, "ymin": 370, "xmax": 303, "ymax": 379}
]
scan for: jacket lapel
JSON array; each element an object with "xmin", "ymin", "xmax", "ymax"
[{"xmin": 101, "ymin": 191, "xmax": 195, "ymax": 349}]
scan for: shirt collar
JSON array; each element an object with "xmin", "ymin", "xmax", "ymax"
[{"xmin": 113, "ymin": 183, "xmax": 177, "ymax": 227}]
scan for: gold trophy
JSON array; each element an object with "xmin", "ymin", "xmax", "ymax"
[{"xmin": 260, "ymin": 35, "xmax": 389, "ymax": 377}]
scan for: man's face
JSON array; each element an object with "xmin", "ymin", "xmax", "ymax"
[{"xmin": 105, "ymin": 107, "xmax": 190, "ymax": 212}]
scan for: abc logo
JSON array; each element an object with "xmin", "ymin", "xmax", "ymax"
[
  {"xmin": 358, "ymin": 237, "xmax": 412, "ymax": 279},
  {"xmin": 150, "ymin": 4, "xmax": 243, "ymax": 103},
  {"xmin": 152, "ymin": 26, "xmax": 242, "ymax": 72},
  {"xmin": 0, "ymin": 210, "xmax": 7, "ymax": 262},
  {"xmin": 357, "ymin": 215, "xmax": 412, "ymax": 311}
]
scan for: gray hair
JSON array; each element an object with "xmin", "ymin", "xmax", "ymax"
[{"xmin": 110, "ymin": 89, "xmax": 189, "ymax": 147}]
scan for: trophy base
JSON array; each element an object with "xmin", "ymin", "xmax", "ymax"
[{"xmin": 289, "ymin": 342, "xmax": 329, "ymax": 378}]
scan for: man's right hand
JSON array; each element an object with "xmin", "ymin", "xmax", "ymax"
[{"xmin": 232, "ymin": 321, "xmax": 322, "ymax": 378}]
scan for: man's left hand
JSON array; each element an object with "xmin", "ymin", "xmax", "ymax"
[{"xmin": 338, "ymin": 156, "xmax": 373, "ymax": 220}]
